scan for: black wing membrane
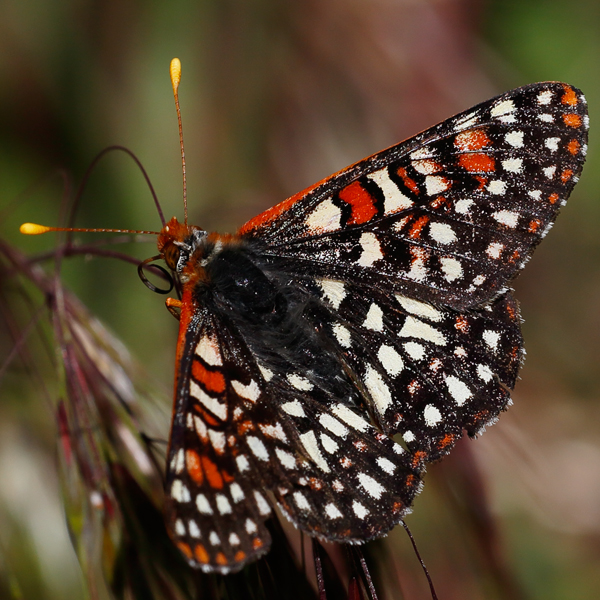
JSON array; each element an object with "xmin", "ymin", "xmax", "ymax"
[{"xmin": 241, "ymin": 83, "xmax": 588, "ymax": 311}]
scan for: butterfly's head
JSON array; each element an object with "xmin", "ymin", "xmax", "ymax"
[{"xmin": 157, "ymin": 216, "xmax": 207, "ymax": 274}]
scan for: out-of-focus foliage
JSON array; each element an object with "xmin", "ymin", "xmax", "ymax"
[{"xmin": 1, "ymin": 0, "xmax": 599, "ymax": 598}]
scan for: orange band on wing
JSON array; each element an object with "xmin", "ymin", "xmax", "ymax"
[{"xmin": 338, "ymin": 180, "xmax": 378, "ymax": 225}]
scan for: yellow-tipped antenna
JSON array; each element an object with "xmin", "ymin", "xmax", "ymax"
[
  {"xmin": 170, "ymin": 57, "xmax": 188, "ymax": 225},
  {"xmin": 20, "ymin": 223, "xmax": 161, "ymax": 236}
]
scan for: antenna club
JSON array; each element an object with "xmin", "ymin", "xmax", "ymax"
[
  {"xmin": 20, "ymin": 223, "xmax": 51, "ymax": 235},
  {"xmin": 170, "ymin": 58, "xmax": 182, "ymax": 93}
]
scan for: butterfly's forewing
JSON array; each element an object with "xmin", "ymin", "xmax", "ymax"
[{"xmin": 240, "ymin": 83, "xmax": 588, "ymax": 311}]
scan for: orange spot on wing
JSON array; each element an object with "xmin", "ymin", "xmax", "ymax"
[
  {"xmin": 561, "ymin": 86, "xmax": 578, "ymax": 106},
  {"xmin": 338, "ymin": 180, "xmax": 378, "ymax": 225},
  {"xmin": 238, "ymin": 420, "xmax": 255, "ymax": 435},
  {"xmin": 192, "ymin": 360, "xmax": 226, "ymax": 394},
  {"xmin": 194, "ymin": 544, "xmax": 209, "ymax": 563},
  {"xmin": 548, "ymin": 192, "xmax": 559, "ymax": 204},
  {"xmin": 215, "ymin": 552, "xmax": 228, "ymax": 566},
  {"xmin": 408, "ymin": 215, "xmax": 429, "ymax": 239},
  {"xmin": 222, "ymin": 470, "xmax": 234, "ymax": 483},
  {"xmin": 186, "ymin": 449, "xmax": 204, "ymax": 485},
  {"xmin": 193, "ymin": 405, "xmax": 221, "ymax": 427},
  {"xmin": 528, "ymin": 219, "xmax": 541, "ymax": 233},
  {"xmin": 437, "ymin": 433, "xmax": 456, "ymax": 450},
  {"xmin": 561, "ymin": 169, "xmax": 573, "ymax": 183},
  {"xmin": 567, "ymin": 139, "xmax": 580, "ymax": 155},
  {"xmin": 234, "ymin": 550, "xmax": 246, "ymax": 562},
  {"xmin": 563, "ymin": 113, "xmax": 582, "ymax": 128},
  {"xmin": 458, "ymin": 152, "xmax": 495, "ymax": 173},
  {"xmin": 455, "ymin": 316, "xmax": 469, "ymax": 333},
  {"xmin": 473, "ymin": 175, "xmax": 488, "ymax": 190},
  {"xmin": 177, "ymin": 541, "xmax": 193, "ymax": 559},
  {"xmin": 411, "ymin": 450, "xmax": 427, "ymax": 468},
  {"xmin": 397, "ymin": 167, "xmax": 419, "ymax": 194},
  {"xmin": 201, "ymin": 456, "xmax": 224, "ymax": 489},
  {"xmin": 454, "ymin": 129, "xmax": 490, "ymax": 151},
  {"xmin": 252, "ymin": 537, "xmax": 264, "ymax": 549}
]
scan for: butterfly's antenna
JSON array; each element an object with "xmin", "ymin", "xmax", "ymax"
[
  {"xmin": 20, "ymin": 223, "xmax": 161, "ymax": 236},
  {"xmin": 170, "ymin": 58, "xmax": 188, "ymax": 226}
]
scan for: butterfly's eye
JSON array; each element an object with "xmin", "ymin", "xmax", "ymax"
[{"xmin": 163, "ymin": 242, "xmax": 182, "ymax": 271}]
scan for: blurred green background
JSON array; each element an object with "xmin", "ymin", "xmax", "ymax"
[{"xmin": 1, "ymin": 0, "xmax": 599, "ymax": 598}]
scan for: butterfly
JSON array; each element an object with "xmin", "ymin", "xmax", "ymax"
[{"xmin": 156, "ymin": 82, "xmax": 588, "ymax": 573}]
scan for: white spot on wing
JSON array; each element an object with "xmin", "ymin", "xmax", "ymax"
[
  {"xmin": 477, "ymin": 364, "xmax": 494, "ymax": 382},
  {"xmin": 440, "ymin": 257, "xmax": 463, "ymax": 282},
  {"xmin": 332, "ymin": 405, "xmax": 371, "ymax": 432},
  {"xmin": 483, "ymin": 329, "xmax": 501, "ymax": 350},
  {"xmin": 429, "ymin": 222, "xmax": 457, "ymax": 244},
  {"xmin": 367, "ymin": 168, "xmax": 413, "ymax": 214},
  {"xmin": 216, "ymin": 494, "xmax": 232, "ymax": 515},
  {"xmin": 537, "ymin": 90, "xmax": 553, "ymax": 105},
  {"xmin": 493, "ymin": 210, "xmax": 519, "ymax": 228},
  {"xmin": 399, "ymin": 316, "xmax": 446, "ymax": 345},
  {"xmin": 377, "ymin": 344, "xmax": 404, "ymax": 377},
  {"xmin": 325, "ymin": 503, "xmax": 343, "ymax": 519},
  {"xmin": 445, "ymin": 375, "xmax": 472, "ymax": 406},
  {"xmin": 247, "ymin": 436, "xmax": 269, "ymax": 461},
  {"xmin": 352, "ymin": 501, "xmax": 370, "ymax": 519},
  {"xmin": 306, "ymin": 198, "xmax": 342, "ymax": 234},
  {"xmin": 293, "ymin": 492, "xmax": 310, "ymax": 511},
  {"xmin": 232, "ymin": 379, "xmax": 261, "ymax": 402},
  {"xmin": 230, "ymin": 483, "xmax": 245, "ymax": 502},
  {"xmin": 196, "ymin": 335, "xmax": 222, "ymax": 366},
  {"xmin": 377, "ymin": 457, "xmax": 396, "ymax": 474},
  {"xmin": 502, "ymin": 157, "xmax": 523, "ymax": 173},
  {"xmin": 245, "ymin": 519, "xmax": 257, "ymax": 534},
  {"xmin": 254, "ymin": 491, "xmax": 271, "ymax": 516},
  {"xmin": 486, "ymin": 242, "xmax": 504, "ymax": 259},
  {"xmin": 545, "ymin": 137, "xmax": 560, "ymax": 152},
  {"xmin": 236, "ymin": 455, "xmax": 250, "ymax": 472},
  {"xmin": 455, "ymin": 198, "xmax": 474, "ymax": 214},
  {"xmin": 395, "ymin": 295, "xmax": 443, "ymax": 322},
  {"xmin": 321, "ymin": 434, "xmax": 339, "ymax": 453},
  {"xmin": 287, "ymin": 373, "xmax": 313, "ymax": 391},
  {"xmin": 357, "ymin": 472, "xmax": 384, "ymax": 499},
  {"xmin": 171, "ymin": 480, "xmax": 191, "ymax": 503},
  {"xmin": 333, "ymin": 323, "xmax": 352, "ymax": 348},
  {"xmin": 505, "ymin": 131, "xmax": 524, "ymax": 148},
  {"xmin": 363, "ymin": 303, "xmax": 384, "ymax": 331},
  {"xmin": 487, "ymin": 180, "xmax": 507, "ymax": 195},
  {"xmin": 425, "ymin": 175, "xmax": 450, "ymax": 196},
  {"xmin": 196, "ymin": 494, "xmax": 213, "ymax": 515},
  {"xmin": 404, "ymin": 341, "xmax": 425, "ymax": 360},
  {"xmin": 491, "ymin": 99, "xmax": 516, "ymax": 117},
  {"xmin": 190, "ymin": 380, "xmax": 227, "ymax": 420},
  {"xmin": 275, "ymin": 448, "xmax": 297, "ymax": 469},
  {"xmin": 281, "ymin": 400, "xmax": 306, "ymax": 418},
  {"xmin": 356, "ymin": 232, "xmax": 383, "ymax": 267},
  {"xmin": 189, "ymin": 520, "xmax": 201, "ymax": 538},
  {"xmin": 259, "ymin": 422, "xmax": 287, "ymax": 442},
  {"xmin": 363, "ymin": 365, "xmax": 393, "ymax": 415},
  {"xmin": 300, "ymin": 431, "xmax": 331, "ymax": 472},
  {"xmin": 423, "ymin": 404, "xmax": 442, "ymax": 426},
  {"xmin": 319, "ymin": 414, "xmax": 349, "ymax": 438},
  {"xmin": 317, "ymin": 279, "xmax": 346, "ymax": 309}
]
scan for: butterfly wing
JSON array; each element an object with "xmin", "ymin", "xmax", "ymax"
[
  {"xmin": 239, "ymin": 82, "xmax": 588, "ymax": 311},
  {"xmin": 164, "ymin": 303, "xmax": 421, "ymax": 574}
]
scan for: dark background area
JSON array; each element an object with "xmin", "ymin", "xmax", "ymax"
[{"xmin": 1, "ymin": 1, "xmax": 599, "ymax": 598}]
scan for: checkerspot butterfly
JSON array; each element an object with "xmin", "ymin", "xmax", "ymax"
[{"xmin": 22, "ymin": 72, "xmax": 589, "ymax": 574}]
